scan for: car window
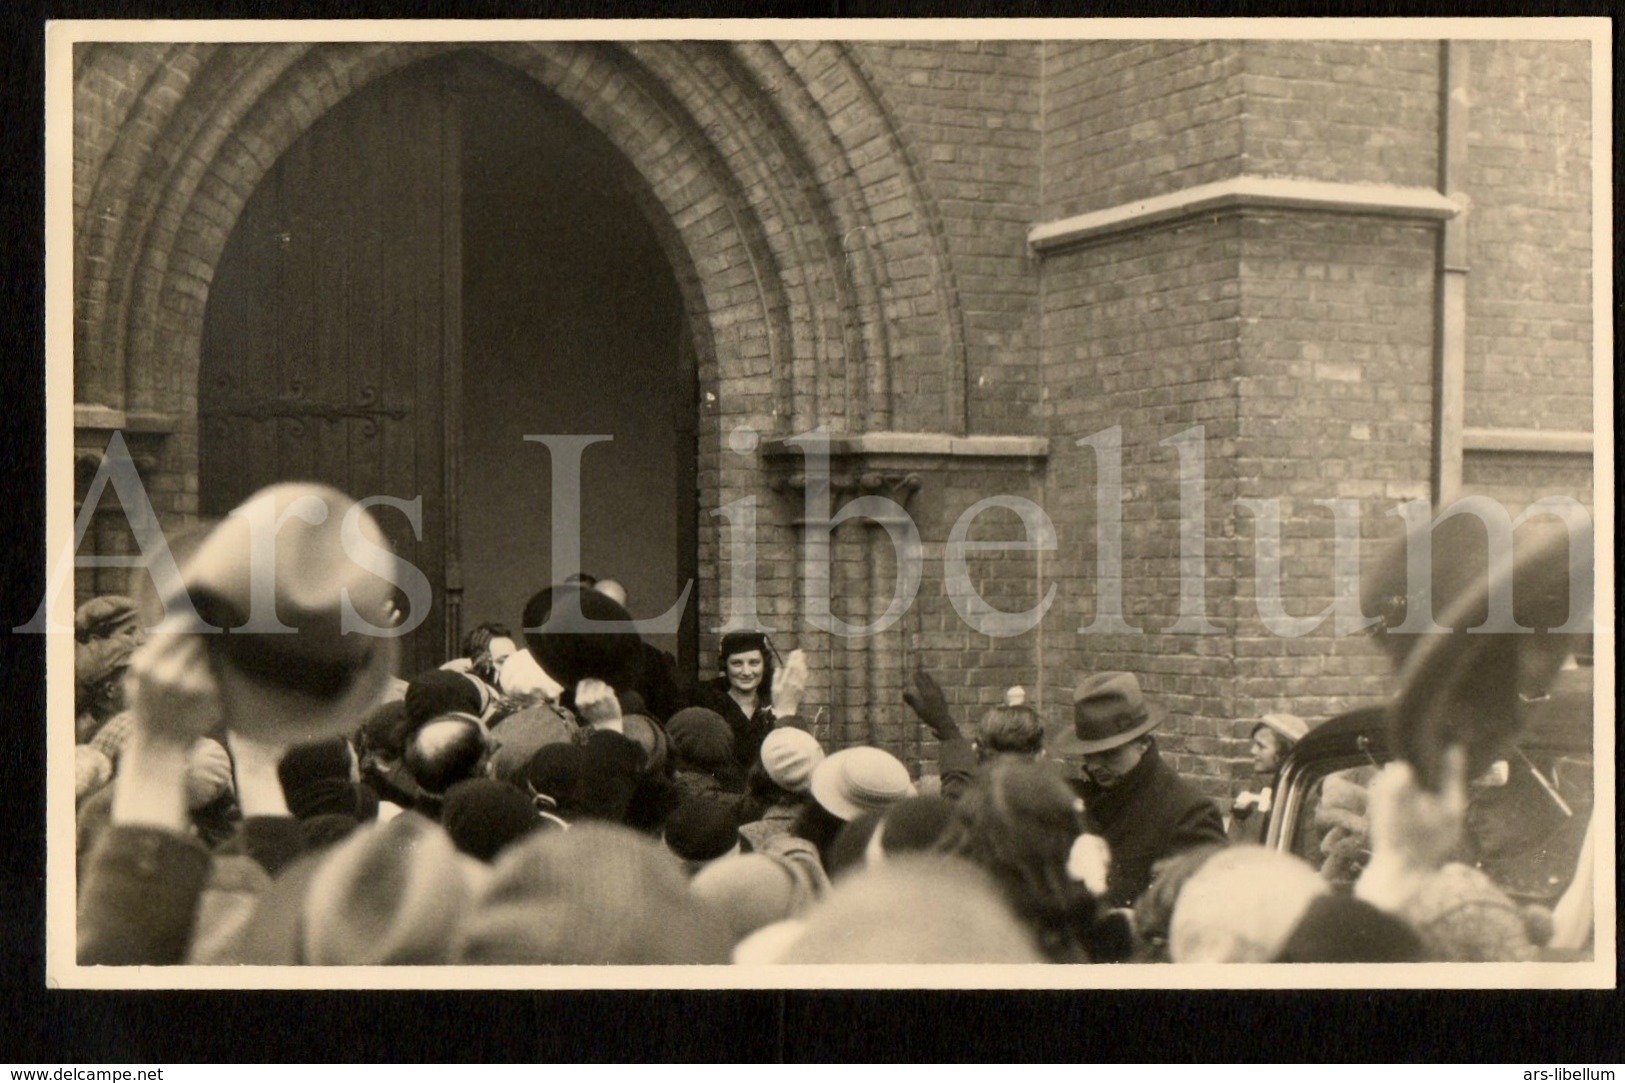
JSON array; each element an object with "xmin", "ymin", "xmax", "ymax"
[
  {"xmin": 1283, "ymin": 747, "xmax": 1593, "ymax": 906},
  {"xmin": 1289, "ymin": 763, "xmax": 1377, "ymax": 889},
  {"xmin": 1463, "ymin": 747, "xmax": 1593, "ymax": 906}
]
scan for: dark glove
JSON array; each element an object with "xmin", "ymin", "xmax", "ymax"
[{"xmin": 903, "ymin": 669, "xmax": 959, "ymax": 740}]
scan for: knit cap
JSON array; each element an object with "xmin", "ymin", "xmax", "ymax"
[
  {"xmin": 666, "ymin": 707, "xmax": 736, "ymax": 771},
  {"xmin": 759, "ymin": 727, "xmax": 825, "ymax": 794},
  {"xmin": 663, "ymin": 797, "xmax": 743, "ymax": 866},
  {"xmin": 404, "ymin": 669, "xmax": 485, "ymax": 729},
  {"xmin": 441, "ymin": 778, "xmax": 547, "ymax": 862}
]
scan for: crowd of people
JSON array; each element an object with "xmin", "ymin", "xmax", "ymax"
[{"xmin": 70, "ymin": 481, "xmax": 1594, "ymax": 967}]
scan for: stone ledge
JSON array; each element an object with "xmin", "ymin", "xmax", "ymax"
[
  {"xmin": 760, "ymin": 432, "xmax": 1048, "ymax": 460},
  {"xmin": 75, "ymin": 403, "xmax": 181, "ymax": 434},
  {"xmin": 1029, "ymin": 175, "xmax": 1462, "ymax": 254},
  {"xmin": 1462, "ymin": 427, "xmax": 1594, "ymax": 455}
]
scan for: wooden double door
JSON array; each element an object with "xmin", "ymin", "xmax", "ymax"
[{"xmin": 200, "ymin": 55, "xmax": 699, "ymax": 679}]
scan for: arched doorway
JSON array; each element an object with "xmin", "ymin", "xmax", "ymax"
[{"xmin": 199, "ymin": 53, "xmax": 697, "ymax": 676}]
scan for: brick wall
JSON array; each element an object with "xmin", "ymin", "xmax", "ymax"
[
  {"xmin": 1042, "ymin": 40, "xmax": 1247, "ymax": 217},
  {"xmin": 1238, "ymin": 40, "xmax": 1439, "ymax": 187},
  {"xmin": 1230, "ymin": 213, "xmax": 1439, "ymax": 776},
  {"xmin": 1464, "ymin": 40, "xmax": 1593, "ymax": 436},
  {"xmin": 853, "ymin": 41, "xmax": 1044, "ymax": 438},
  {"xmin": 1038, "ymin": 217, "xmax": 1246, "ymax": 803}
]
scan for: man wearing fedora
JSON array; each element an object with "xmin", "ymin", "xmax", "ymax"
[{"xmin": 1054, "ymin": 672, "xmax": 1227, "ymax": 909}]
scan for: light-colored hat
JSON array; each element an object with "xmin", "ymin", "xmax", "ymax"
[
  {"xmin": 808, "ymin": 746, "xmax": 916, "ymax": 822},
  {"xmin": 1252, "ymin": 713, "xmax": 1309, "ymax": 746},
  {"xmin": 150, "ymin": 482, "xmax": 400, "ymax": 745},
  {"xmin": 759, "ymin": 727, "xmax": 825, "ymax": 793}
]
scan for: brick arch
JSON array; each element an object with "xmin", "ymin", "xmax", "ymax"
[
  {"xmin": 75, "ymin": 39, "xmax": 970, "ymax": 638},
  {"xmin": 78, "ymin": 38, "xmax": 970, "ymax": 430}
]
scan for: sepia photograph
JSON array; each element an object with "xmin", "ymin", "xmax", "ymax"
[{"xmin": 41, "ymin": 18, "xmax": 1613, "ymax": 992}]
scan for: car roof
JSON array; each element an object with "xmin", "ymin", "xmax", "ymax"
[
  {"xmin": 1287, "ymin": 705, "xmax": 1389, "ymax": 765},
  {"xmin": 1286, "ymin": 665, "xmax": 1594, "ymax": 769}
]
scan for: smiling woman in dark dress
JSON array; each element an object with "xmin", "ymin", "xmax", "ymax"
[{"xmin": 694, "ymin": 630, "xmax": 779, "ymax": 771}]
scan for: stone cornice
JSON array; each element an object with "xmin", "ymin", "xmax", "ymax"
[
  {"xmin": 75, "ymin": 403, "xmax": 181, "ymax": 434},
  {"xmin": 759, "ymin": 432, "xmax": 1048, "ymax": 526},
  {"xmin": 759, "ymin": 432, "xmax": 1049, "ymax": 461},
  {"xmin": 1029, "ymin": 176, "xmax": 1462, "ymax": 254},
  {"xmin": 1462, "ymin": 428, "xmax": 1594, "ymax": 456}
]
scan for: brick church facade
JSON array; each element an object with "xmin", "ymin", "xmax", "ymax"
[{"xmin": 69, "ymin": 36, "xmax": 1598, "ymax": 802}]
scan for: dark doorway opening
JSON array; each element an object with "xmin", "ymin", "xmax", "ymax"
[{"xmin": 199, "ymin": 53, "xmax": 698, "ymax": 678}]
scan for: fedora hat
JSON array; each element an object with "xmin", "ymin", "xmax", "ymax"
[
  {"xmin": 1050, "ymin": 672, "xmax": 1166, "ymax": 755},
  {"xmin": 140, "ymin": 482, "xmax": 400, "ymax": 745},
  {"xmin": 1386, "ymin": 517, "xmax": 1593, "ymax": 790}
]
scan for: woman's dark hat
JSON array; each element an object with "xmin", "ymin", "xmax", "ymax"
[
  {"xmin": 718, "ymin": 629, "xmax": 779, "ymax": 667},
  {"xmin": 521, "ymin": 585, "xmax": 643, "ymax": 691},
  {"xmin": 1049, "ymin": 671, "xmax": 1166, "ymax": 755}
]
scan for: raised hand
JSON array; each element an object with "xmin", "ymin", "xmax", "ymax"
[
  {"xmin": 1356, "ymin": 745, "xmax": 1468, "ymax": 912},
  {"xmin": 574, "ymin": 678, "xmax": 624, "ymax": 732},
  {"xmin": 903, "ymin": 669, "xmax": 958, "ymax": 739},
  {"xmin": 125, "ymin": 631, "xmax": 222, "ymax": 748},
  {"xmin": 771, "ymin": 648, "xmax": 809, "ymax": 718}
]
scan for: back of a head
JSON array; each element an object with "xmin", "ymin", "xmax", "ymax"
[
  {"xmin": 298, "ymin": 813, "xmax": 488, "ymax": 965},
  {"xmin": 278, "ymin": 737, "xmax": 354, "ymax": 789},
  {"xmin": 690, "ymin": 852, "xmax": 798, "ymax": 944},
  {"xmin": 976, "ymin": 704, "xmax": 1046, "ymax": 759},
  {"xmin": 517, "ymin": 741, "xmax": 586, "ymax": 817},
  {"xmin": 357, "ymin": 699, "xmax": 413, "ymax": 761},
  {"xmin": 441, "ymin": 778, "xmax": 547, "ymax": 862},
  {"xmin": 1169, "ymin": 845, "xmax": 1328, "ymax": 963},
  {"xmin": 405, "ymin": 714, "xmax": 488, "ymax": 796},
  {"xmin": 946, "ymin": 758, "xmax": 1082, "ymax": 869},
  {"xmin": 663, "ymin": 797, "xmax": 743, "ymax": 868},
  {"xmin": 776, "ymin": 855, "xmax": 1045, "ymax": 964},
  {"xmin": 455, "ymin": 822, "xmax": 732, "ymax": 964}
]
